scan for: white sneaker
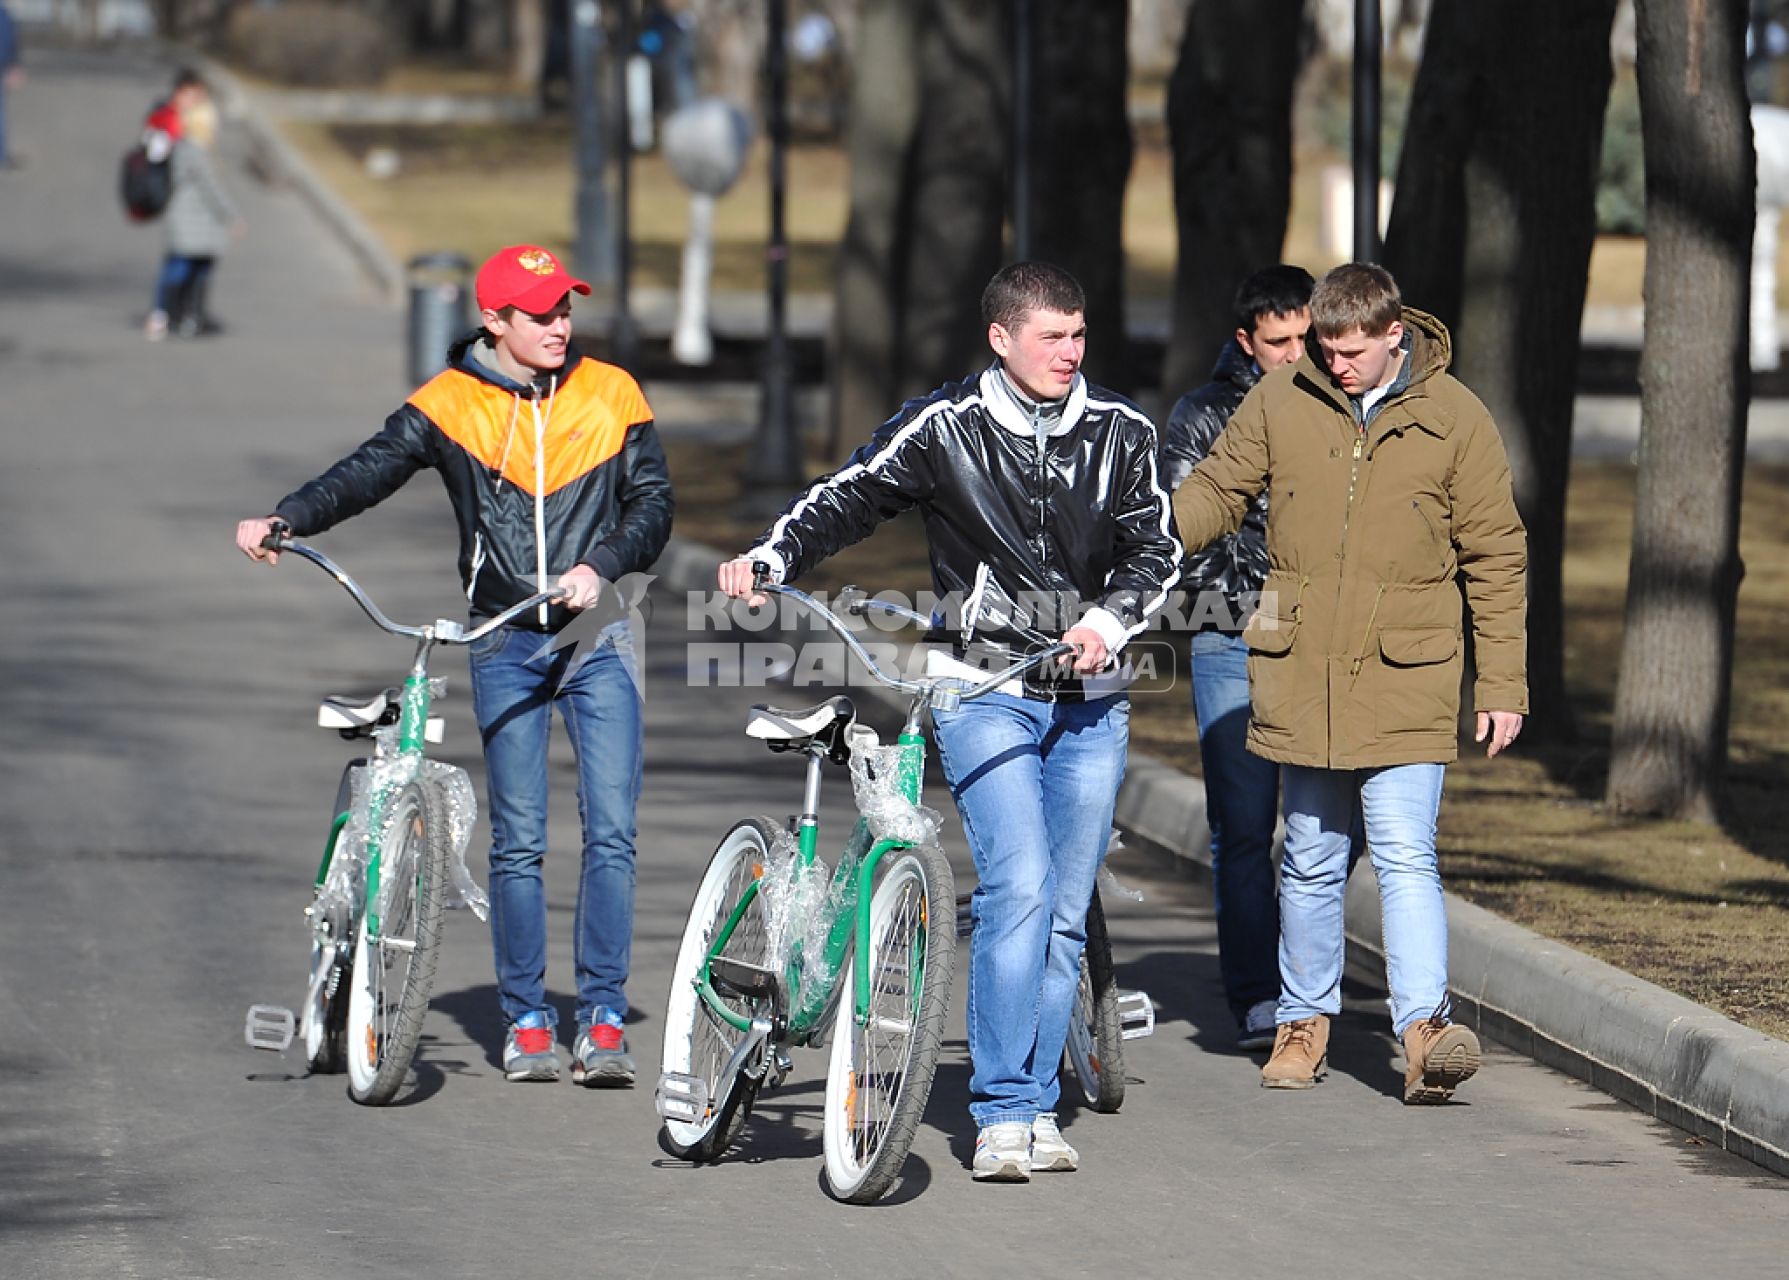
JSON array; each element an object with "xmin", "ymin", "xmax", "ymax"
[
  {"xmin": 972, "ymin": 1121, "xmax": 1032, "ymax": 1182},
  {"xmin": 1030, "ymin": 1113, "xmax": 1078, "ymax": 1172},
  {"xmin": 1238, "ymin": 1000, "xmax": 1279, "ymax": 1052},
  {"xmin": 144, "ymin": 310, "xmax": 169, "ymax": 342}
]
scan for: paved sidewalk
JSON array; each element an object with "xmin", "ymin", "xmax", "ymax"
[{"xmin": 4, "ymin": 46, "xmax": 1786, "ymax": 1280}]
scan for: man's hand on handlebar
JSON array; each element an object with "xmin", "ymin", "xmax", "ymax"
[
  {"xmin": 556, "ymin": 565, "xmax": 604, "ymax": 611},
  {"xmin": 236, "ymin": 516, "xmax": 288, "ymax": 565},
  {"xmin": 718, "ymin": 558, "xmax": 771, "ymax": 608},
  {"xmin": 1061, "ymin": 624, "xmax": 1111, "ymax": 675}
]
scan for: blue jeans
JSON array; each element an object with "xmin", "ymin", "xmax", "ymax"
[
  {"xmin": 153, "ymin": 254, "xmax": 213, "ymax": 315},
  {"xmin": 1190, "ymin": 630, "xmax": 1282, "ymax": 1024},
  {"xmin": 469, "ymin": 622, "xmax": 642, "ymax": 1029},
  {"xmin": 933, "ymin": 691, "xmax": 1129, "ymax": 1127},
  {"xmin": 1278, "ymin": 763, "xmax": 1448, "ymax": 1036}
]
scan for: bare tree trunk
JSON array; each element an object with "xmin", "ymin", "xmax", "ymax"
[
  {"xmin": 828, "ymin": 0, "xmax": 924, "ymax": 454},
  {"xmin": 1029, "ymin": 0, "xmax": 1133, "ymax": 392},
  {"xmin": 1384, "ymin": 0, "xmax": 1619, "ymax": 743},
  {"xmin": 828, "ymin": 0, "xmax": 1006, "ymax": 452},
  {"xmin": 1607, "ymin": 0, "xmax": 1752, "ymax": 820},
  {"xmin": 899, "ymin": 0, "xmax": 1008, "ymax": 403},
  {"xmin": 1163, "ymin": 0, "xmax": 1304, "ymax": 400},
  {"xmin": 511, "ymin": 0, "xmax": 546, "ymax": 91}
]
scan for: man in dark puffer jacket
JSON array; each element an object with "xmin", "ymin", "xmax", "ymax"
[{"xmin": 1159, "ymin": 264, "xmax": 1314, "ymax": 1052}]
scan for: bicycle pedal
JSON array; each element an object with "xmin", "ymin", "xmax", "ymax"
[
  {"xmin": 1117, "ymin": 989, "xmax": 1156, "ymax": 1040},
  {"xmin": 244, "ymin": 1004, "xmax": 296, "ymax": 1053},
  {"xmin": 955, "ymin": 894, "xmax": 974, "ymax": 940},
  {"xmin": 655, "ymin": 1072, "xmax": 711, "ymax": 1124}
]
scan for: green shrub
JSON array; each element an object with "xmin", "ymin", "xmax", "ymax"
[{"xmin": 228, "ymin": 4, "xmax": 396, "ymax": 89}]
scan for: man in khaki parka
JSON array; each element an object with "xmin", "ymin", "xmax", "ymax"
[{"xmin": 1171, "ymin": 262, "xmax": 1527, "ymax": 1104}]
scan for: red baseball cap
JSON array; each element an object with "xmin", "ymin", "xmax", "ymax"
[{"xmin": 475, "ymin": 245, "xmax": 592, "ymax": 315}]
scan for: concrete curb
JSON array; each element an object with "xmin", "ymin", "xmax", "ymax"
[
  {"xmin": 651, "ymin": 532, "xmax": 1789, "ymax": 1178},
  {"xmin": 186, "ymin": 52, "xmax": 407, "ymax": 307}
]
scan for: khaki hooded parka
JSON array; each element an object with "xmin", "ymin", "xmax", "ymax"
[{"xmin": 1171, "ymin": 309, "xmax": 1528, "ymax": 769}]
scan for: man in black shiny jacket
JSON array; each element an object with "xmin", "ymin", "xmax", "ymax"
[
  {"xmin": 1158, "ymin": 264, "xmax": 1311, "ymax": 1052},
  {"xmin": 720, "ymin": 262, "xmax": 1180, "ymax": 1182}
]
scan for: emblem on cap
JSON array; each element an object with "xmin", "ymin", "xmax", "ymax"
[{"xmin": 517, "ymin": 249, "xmax": 556, "ymax": 275}]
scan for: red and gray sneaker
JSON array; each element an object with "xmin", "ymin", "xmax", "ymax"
[
  {"xmin": 571, "ymin": 1010, "xmax": 636, "ymax": 1088},
  {"xmin": 503, "ymin": 1012, "xmax": 560, "ymax": 1082}
]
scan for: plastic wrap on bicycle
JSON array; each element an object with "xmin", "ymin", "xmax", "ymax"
[
  {"xmin": 315, "ymin": 727, "xmax": 490, "ymax": 924},
  {"xmin": 756, "ymin": 826, "xmax": 828, "ymax": 983},
  {"xmin": 847, "ymin": 732, "xmax": 943, "ymax": 848}
]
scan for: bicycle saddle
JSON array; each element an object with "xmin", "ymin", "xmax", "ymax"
[
  {"xmin": 745, "ymin": 696, "xmax": 856, "ymax": 757},
  {"xmin": 317, "ymin": 690, "xmax": 444, "ymax": 743}
]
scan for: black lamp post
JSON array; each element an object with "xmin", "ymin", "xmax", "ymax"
[
  {"xmin": 742, "ymin": 0, "xmax": 803, "ymax": 508},
  {"xmin": 571, "ymin": 0, "xmax": 614, "ymax": 287},
  {"xmin": 1352, "ymin": 0, "xmax": 1382, "ymax": 263}
]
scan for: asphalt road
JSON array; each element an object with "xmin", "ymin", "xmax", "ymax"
[{"xmin": 2, "ymin": 47, "xmax": 1786, "ymax": 1280}]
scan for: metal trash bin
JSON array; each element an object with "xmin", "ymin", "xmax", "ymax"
[{"xmin": 407, "ymin": 252, "xmax": 472, "ymax": 386}]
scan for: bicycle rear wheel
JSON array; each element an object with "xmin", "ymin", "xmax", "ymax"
[
  {"xmin": 660, "ymin": 816, "xmax": 780, "ymax": 1162},
  {"xmin": 345, "ymin": 779, "xmax": 449, "ymax": 1105},
  {"xmin": 1063, "ymin": 887, "xmax": 1126, "ymax": 1113},
  {"xmin": 822, "ymin": 842, "xmax": 955, "ymax": 1204}
]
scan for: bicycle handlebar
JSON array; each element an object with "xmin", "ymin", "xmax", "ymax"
[
  {"xmin": 757, "ymin": 579, "xmax": 1077, "ymax": 705},
  {"xmin": 263, "ymin": 533, "xmax": 566, "ymax": 643}
]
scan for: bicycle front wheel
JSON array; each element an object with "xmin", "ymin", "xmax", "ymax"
[
  {"xmin": 345, "ymin": 779, "xmax": 449, "ymax": 1105},
  {"xmin": 823, "ymin": 842, "xmax": 955, "ymax": 1204},
  {"xmin": 1064, "ymin": 887, "xmax": 1126, "ymax": 1113},
  {"xmin": 303, "ymin": 760, "xmax": 363, "ymax": 1076},
  {"xmin": 660, "ymin": 816, "xmax": 780, "ymax": 1162}
]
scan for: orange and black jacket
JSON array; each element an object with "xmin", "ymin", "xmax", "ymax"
[{"xmin": 274, "ymin": 331, "xmax": 674, "ymax": 632}]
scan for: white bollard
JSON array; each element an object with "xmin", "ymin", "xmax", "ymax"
[
  {"xmin": 1753, "ymin": 206, "xmax": 1780, "ymax": 372},
  {"xmin": 661, "ymin": 100, "xmax": 753, "ymax": 368},
  {"xmin": 672, "ymin": 193, "xmax": 717, "ymax": 366}
]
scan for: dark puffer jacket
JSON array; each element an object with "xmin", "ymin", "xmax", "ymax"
[{"xmin": 1159, "ymin": 339, "xmax": 1270, "ymax": 632}]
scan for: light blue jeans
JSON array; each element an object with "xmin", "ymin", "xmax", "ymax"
[
  {"xmin": 468, "ymin": 621, "xmax": 642, "ymax": 1030},
  {"xmin": 932, "ymin": 691, "xmax": 1129, "ymax": 1127},
  {"xmin": 1278, "ymin": 762, "xmax": 1448, "ymax": 1036}
]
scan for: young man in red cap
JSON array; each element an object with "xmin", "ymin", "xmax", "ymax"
[{"xmin": 235, "ymin": 244, "xmax": 674, "ymax": 1088}]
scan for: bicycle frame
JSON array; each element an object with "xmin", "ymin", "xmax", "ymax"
[
  {"xmin": 269, "ymin": 534, "xmax": 563, "ymax": 941},
  {"xmin": 693, "ymin": 581, "xmax": 1071, "ymax": 1042}
]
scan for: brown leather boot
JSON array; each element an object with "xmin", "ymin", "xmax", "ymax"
[
  {"xmin": 1402, "ymin": 1011, "xmax": 1481, "ymax": 1104},
  {"xmin": 1260, "ymin": 1016, "xmax": 1329, "ymax": 1089}
]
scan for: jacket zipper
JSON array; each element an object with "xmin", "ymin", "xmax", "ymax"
[
  {"xmin": 531, "ymin": 383, "xmax": 550, "ymax": 626},
  {"xmin": 466, "ymin": 531, "xmax": 486, "ymax": 602}
]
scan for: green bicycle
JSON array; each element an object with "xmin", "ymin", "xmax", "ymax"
[
  {"xmin": 655, "ymin": 579, "xmax": 1076, "ymax": 1203},
  {"xmin": 244, "ymin": 531, "xmax": 562, "ymax": 1104}
]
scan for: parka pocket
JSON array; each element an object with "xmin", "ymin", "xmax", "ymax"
[
  {"xmin": 1380, "ymin": 626, "xmax": 1457, "ymax": 666},
  {"xmin": 1242, "ymin": 608, "xmax": 1298, "ymax": 733},
  {"xmin": 1374, "ymin": 626, "xmax": 1461, "ymax": 735}
]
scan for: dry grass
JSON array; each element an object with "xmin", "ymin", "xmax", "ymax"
[
  {"xmin": 668, "ymin": 440, "xmax": 1789, "ymax": 1042},
  {"xmin": 271, "ymin": 114, "xmax": 1732, "ymax": 310}
]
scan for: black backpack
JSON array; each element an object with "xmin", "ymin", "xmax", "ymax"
[{"xmin": 120, "ymin": 136, "xmax": 173, "ymax": 222}]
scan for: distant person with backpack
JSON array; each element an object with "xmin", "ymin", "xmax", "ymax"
[
  {"xmin": 0, "ymin": 3, "xmax": 23, "ymax": 170},
  {"xmin": 140, "ymin": 70, "xmax": 242, "ymax": 340}
]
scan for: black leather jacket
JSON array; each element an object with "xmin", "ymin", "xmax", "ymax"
[
  {"xmin": 750, "ymin": 366, "xmax": 1182, "ymax": 700},
  {"xmin": 273, "ymin": 332, "xmax": 673, "ymax": 631},
  {"xmin": 1160, "ymin": 339, "xmax": 1270, "ymax": 632}
]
